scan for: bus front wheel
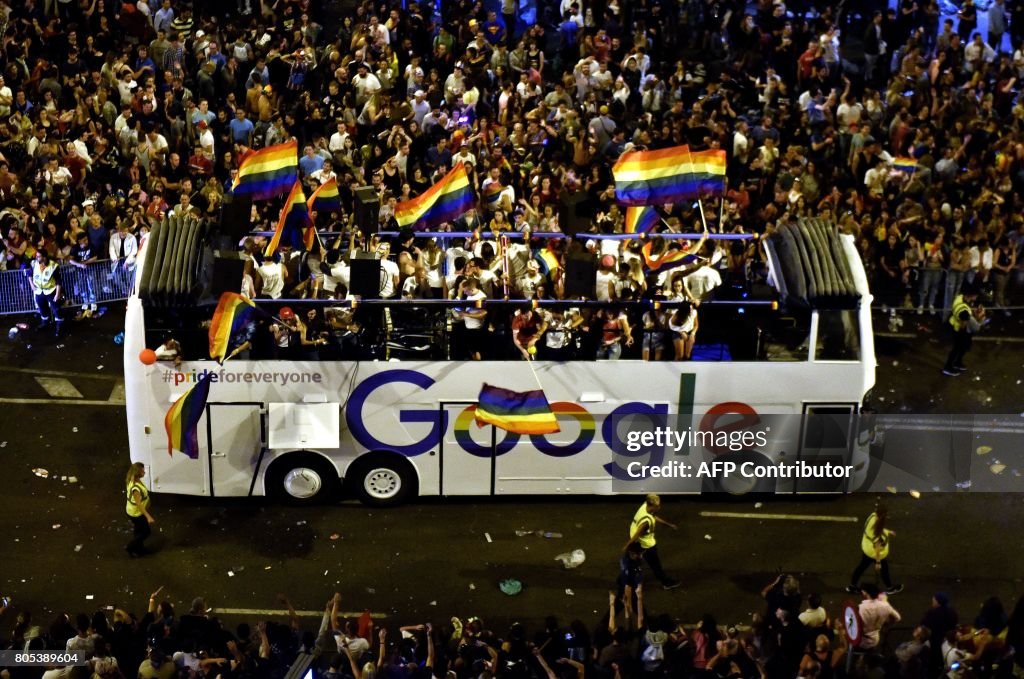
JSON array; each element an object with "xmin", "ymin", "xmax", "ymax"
[
  {"xmin": 266, "ymin": 452, "xmax": 340, "ymax": 505},
  {"xmin": 348, "ymin": 454, "xmax": 417, "ymax": 507}
]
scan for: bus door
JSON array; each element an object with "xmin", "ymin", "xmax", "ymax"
[
  {"xmin": 439, "ymin": 402, "xmax": 495, "ymax": 496},
  {"xmin": 206, "ymin": 402, "xmax": 265, "ymax": 497},
  {"xmin": 790, "ymin": 404, "xmax": 858, "ymax": 494}
]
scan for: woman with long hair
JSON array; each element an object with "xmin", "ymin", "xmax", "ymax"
[
  {"xmin": 848, "ymin": 504, "xmax": 902, "ymax": 594},
  {"xmin": 124, "ymin": 462, "xmax": 155, "ymax": 557}
]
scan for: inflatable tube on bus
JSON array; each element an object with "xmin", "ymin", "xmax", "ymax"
[
  {"xmin": 814, "ymin": 219, "xmax": 849, "ymax": 298},
  {"xmin": 169, "ymin": 217, "xmax": 194, "ymax": 304},
  {"xmin": 146, "ymin": 219, "xmax": 172, "ymax": 304},
  {"xmin": 138, "ymin": 220, "xmax": 164, "ymax": 302},
  {"xmin": 762, "ymin": 238, "xmax": 791, "ymax": 301},
  {"xmin": 802, "ymin": 219, "xmax": 838, "ymax": 298},
  {"xmin": 775, "ymin": 226, "xmax": 808, "ymax": 303},
  {"xmin": 785, "ymin": 223, "xmax": 817, "ymax": 301},
  {"xmin": 157, "ymin": 214, "xmax": 185, "ymax": 305},
  {"xmin": 822, "ymin": 220, "xmax": 858, "ymax": 298},
  {"xmin": 183, "ymin": 220, "xmax": 207, "ymax": 300},
  {"xmin": 794, "ymin": 222, "xmax": 827, "ymax": 299}
]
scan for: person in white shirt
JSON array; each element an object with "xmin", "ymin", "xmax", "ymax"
[
  {"xmin": 453, "ymin": 276, "xmax": 488, "ymax": 360},
  {"xmin": 376, "ymin": 243, "xmax": 400, "ymax": 298},
  {"xmin": 309, "ymin": 159, "xmax": 338, "ymax": 186},
  {"xmin": 257, "ymin": 252, "xmax": 287, "ymax": 299},
  {"xmin": 108, "ymin": 222, "xmax": 139, "ymax": 268},
  {"xmin": 595, "ymin": 255, "xmax": 618, "ymax": 301},
  {"xmin": 0, "ymin": 75, "xmax": 14, "ymax": 119},
  {"xmin": 328, "ymin": 122, "xmax": 349, "ymax": 156},
  {"xmin": 517, "ymin": 260, "xmax": 544, "ymax": 298},
  {"xmin": 321, "ymin": 250, "xmax": 350, "ymax": 298}
]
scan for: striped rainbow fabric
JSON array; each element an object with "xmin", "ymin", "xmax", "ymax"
[
  {"xmin": 689, "ymin": 149, "xmax": 727, "ymax": 194},
  {"xmin": 232, "ymin": 141, "xmax": 299, "ymax": 200},
  {"xmin": 265, "ymin": 181, "xmax": 310, "ymax": 257},
  {"xmin": 892, "ymin": 157, "xmax": 918, "ymax": 173},
  {"xmin": 165, "ymin": 373, "xmax": 213, "ymax": 458},
  {"xmin": 475, "ymin": 384, "xmax": 560, "ymax": 435},
  {"xmin": 395, "ymin": 164, "xmax": 476, "ymax": 230},
  {"xmin": 641, "ymin": 239, "xmax": 700, "ymax": 273},
  {"xmin": 625, "ymin": 205, "xmax": 660, "ymax": 234},
  {"xmin": 208, "ymin": 292, "xmax": 258, "ymax": 362},
  {"xmin": 613, "ymin": 145, "xmax": 700, "ymax": 205},
  {"xmin": 307, "ymin": 177, "xmax": 342, "ymax": 212},
  {"xmin": 534, "ymin": 248, "xmax": 560, "ymax": 275}
]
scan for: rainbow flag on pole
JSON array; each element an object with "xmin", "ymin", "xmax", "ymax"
[
  {"xmin": 232, "ymin": 141, "xmax": 299, "ymax": 200},
  {"xmin": 165, "ymin": 372, "xmax": 213, "ymax": 458},
  {"xmin": 642, "ymin": 240, "xmax": 701, "ymax": 273},
  {"xmin": 612, "ymin": 145, "xmax": 701, "ymax": 206},
  {"xmin": 395, "ymin": 164, "xmax": 475, "ymax": 230},
  {"xmin": 475, "ymin": 384, "xmax": 560, "ymax": 435},
  {"xmin": 265, "ymin": 181, "xmax": 310, "ymax": 257},
  {"xmin": 307, "ymin": 177, "xmax": 342, "ymax": 213},
  {"xmin": 892, "ymin": 157, "xmax": 918, "ymax": 173},
  {"xmin": 534, "ymin": 249, "xmax": 561, "ymax": 275},
  {"xmin": 625, "ymin": 205, "xmax": 660, "ymax": 235},
  {"xmin": 209, "ymin": 292, "xmax": 258, "ymax": 362},
  {"xmin": 689, "ymin": 149, "xmax": 727, "ymax": 195}
]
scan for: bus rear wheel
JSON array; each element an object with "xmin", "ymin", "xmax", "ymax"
[
  {"xmin": 348, "ymin": 454, "xmax": 416, "ymax": 507},
  {"xmin": 267, "ymin": 453, "xmax": 340, "ymax": 505}
]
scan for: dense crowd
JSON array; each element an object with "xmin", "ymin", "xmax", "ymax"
[
  {"xmin": 1, "ymin": 0, "xmax": 1023, "ymax": 331},
  {"xmin": 2, "ymin": 581, "xmax": 1022, "ymax": 679}
]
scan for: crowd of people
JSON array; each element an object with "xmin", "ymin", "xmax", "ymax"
[
  {"xmin": 1, "ymin": 0, "xmax": 1023, "ymax": 332},
  {"xmin": 1, "ymin": 576, "xmax": 1022, "ymax": 679}
]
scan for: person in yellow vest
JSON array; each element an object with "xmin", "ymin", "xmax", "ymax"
[
  {"xmin": 943, "ymin": 284, "xmax": 985, "ymax": 376},
  {"xmin": 30, "ymin": 250, "xmax": 63, "ymax": 333},
  {"xmin": 622, "ymin": 493, "xmax": 681, "ymax": 590},
  {"xmin": 125, "ymin": 462, "xmax": 156, "ymax": 557},
  {"xmin": 847, "ymin": 504, "xmax": 902, "ymax": 595}
]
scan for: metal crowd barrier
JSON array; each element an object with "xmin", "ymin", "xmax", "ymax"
[{"xmin": 0, "ymin": 259, "xmax": 135, "ymax": 316}]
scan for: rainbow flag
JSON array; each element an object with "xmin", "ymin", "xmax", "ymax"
[
  {"xmin": 642, "ymin": 240, "xmax": 700, "ymax": 273},
  {"xmin": 612, "ymin": 145, "xmax": 701, "ymax": 206},
  {"xmin": 689, "ymin": 149, "xmax": 727, "ymax": 195},
  {"xmin": 233, "ymin": 141, "xmax": 298, "ymax": 200},
  {"xmin": 892, "ymin": 157, "xmax": 918, "ymax": 173},
  {"xmin": 475, "ymin": 384, "xmax": 560, "ymax": 435},
  {"xmin": 482, "ymin": 180, "xmax": 504, "ymax": 207},
  {"xmin": 625, "ymin": 205, "xmax": 660, "ymax": 234},
  {"xmin": 395, "ymin": 163, "xmax": 475, "ymax": 230},
  {"xmin": 165, "ymin": 373, "xmax": 213, "ymax": 458},
  {"xmin": 265, "ymin": 181, "xmax": 309, "ymax": 257},
  {"xmin": 209, "ymin": 292, "xmax": 257, "ymax": 362},
  {"xmin": 534, "ymin": 249, "xmax": 560, "ymax": 275},
  {"xmin": 303, "ymin": 223, "xmax": 323, "ymax": 252},
  {"xmin": 307, "ymin": 177, "xmax": 342, "ymax": 212}
]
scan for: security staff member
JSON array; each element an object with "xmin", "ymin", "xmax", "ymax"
[
  {"xmin": 125, "ymin": 462, "xmax": 156, "ymax": 557},
  {"xmin": 943, "ymin": 284, "xmax": 985, "ymax": 376},
  {"xmin": 31, "ymin": 250, "xmax": 62, "ymax": 332},
  {"xmin": 622, "ymin": 493, "xmax": 681, "ymax": 589}
]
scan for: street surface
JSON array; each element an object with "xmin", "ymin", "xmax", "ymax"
[{"xmin": 1, "ymin": 308, "xmax": 1023, "ymax": 636}]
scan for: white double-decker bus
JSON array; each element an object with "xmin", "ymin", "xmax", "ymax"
[{"xmin": 124, "ymin": 222, "xmax": 876, "ymax": 506}]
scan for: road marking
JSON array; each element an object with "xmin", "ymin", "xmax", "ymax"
[
  {"xmin": 34, "ymin": 377, "xmax": 84, "ymax": 398},
  {"xmin": 108, "ymin": 381, "xmax": 126, "ymax": 403},
  {"xmin": 0, "ymin": 366, "xmax": 121, "ymax": 380},
  {"xmin": 875, "ymin": 332, "xmax": 1024, "ymax": 343},
  {"xmin": 699, "ymin": 511, "xmax": 858, "ymax": 523},
  {"xmin": 211, "ymin": 608, "xmax": 386, "ymax": 618},
  {"xmin": 0, "ymin": 398, "xmax": 124, "ymax": 406}
]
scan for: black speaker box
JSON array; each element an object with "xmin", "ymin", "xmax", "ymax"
[
  {"xmin": 218, "ymin": 193, "xmax": 253, "ymax": 241},
  {"xmin": 564, "ymin": 257, "xmax": 596, "ymax": 298},
  {"xmin": 353, "ymin": 186, "xmax": 380, "ymax": 235},
  {"xmin": 558, "ymin": 190, "xmax": 590, "ymax": 236},
  {"xmin": 349, "ymin": 256, "xmax": 382, "ymax": 298},
  {"xmin": 210, "ymin": 253, "xmax": 247, "ymax": 298}
]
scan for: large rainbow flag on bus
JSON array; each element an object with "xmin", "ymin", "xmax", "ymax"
[
  {"xmin": 475, "ymin": 384, "xmax": 560, "ymax": 435},
  {"xmin": 265, "ymin": 181, "xmax": 309, "ymax": 257},
  {"xmin": 612, "ymin": 145, "xmax": 701, "ymax": 206},
  {"xmin": 395, "ymin": 163, "xmax": 475, "ymax": 230},
  {"xmin": 209, "ymin": 292, "xmax": 258, "ymax": 362},
  {"xmin": 233, "ymin": 141, "xmax": 298, "ymax": 200},
  {"xmin": 165, "ymin": 372, "xmax": 213, "ymax": 458},
  {"xmin": 307, "ymin": 177, "xmax": 342, "ymax": 212}
]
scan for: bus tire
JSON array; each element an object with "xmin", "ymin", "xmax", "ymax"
[
  {"xmin": 347, "ymin": 453, "xmax": 417, "ymax": 507},
  {"xmin": 266, "ymin": 452, "xmax": 340, "ymax": 505}
]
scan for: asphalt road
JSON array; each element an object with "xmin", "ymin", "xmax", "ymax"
[{"xmin": 1, "ymin": 308, "xmax": 1023, "ymax": 638}]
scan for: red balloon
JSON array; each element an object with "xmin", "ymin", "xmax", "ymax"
[{"xmin": 139, "ymin": 348, "xmax": 158, "ymax": 365}]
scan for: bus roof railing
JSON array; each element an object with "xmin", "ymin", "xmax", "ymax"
[
  {"xmin": 202, "ymin": 298, "xmax": 780, "ymax": 310},
  {"xmin": 247, "ymin": 231, "xmax": 758, "ymax": 241}
]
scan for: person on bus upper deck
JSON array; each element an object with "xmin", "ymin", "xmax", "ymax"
[{"xmin": 511, "ymin": 306, "xmax": 547, "ymax": 360}]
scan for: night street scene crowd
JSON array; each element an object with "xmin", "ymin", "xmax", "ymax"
[{"xmin": 2, "ymin": 0, "xmax": 1024, "ymax": 676}]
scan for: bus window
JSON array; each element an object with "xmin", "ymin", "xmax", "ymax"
[
  {"xmin": 814, "ymin": 310, "xmax": 860, "ymax": 361},
  {"xmin": 760, "ymin": 309, "xmax": 811, "ymax": 362}
]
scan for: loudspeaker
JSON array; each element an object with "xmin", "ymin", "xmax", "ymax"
[
  {"xmin": 349, "ymin": 256, "xmax": 382, "ymax": 298},
  {"xmin": 558, "ymin": 190, "xmax": 590, "ymax": 236},
  {"xmin": 353, "ymin": 186, "xmax": 380, "ymax": 235},
  {"xmin": 218, "ymin": 194, "xmax": 253, "ymax": 242},
  {"xmin": 564, "ymin": 257, "xmax": 596, "ymax": 298},
  {"xmin": 210, "ymin": 253, "xmax": 247, "ymax": 298}
]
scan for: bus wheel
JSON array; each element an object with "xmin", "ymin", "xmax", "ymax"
[
  {"xmin": 267, "ymin": 453, "xmax": 339, "ymax": 505},
  {"xmin": 349, "ymin": 454, "xmax": 416, "ymax": 507}
]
